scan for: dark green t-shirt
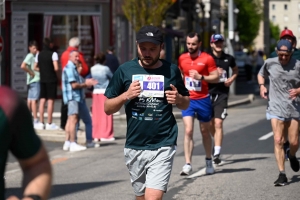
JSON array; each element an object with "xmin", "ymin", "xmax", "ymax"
[
  {"xmin": 105, "ymin": 58, "xmax": 189, "ymax": 150},
  {"xmin": 0, "ymin": 87, "xmax": 41, "ymax": 199},
  {"xmin": 269, "ymin": 48, "xmax": 300, "ymax": 60}
]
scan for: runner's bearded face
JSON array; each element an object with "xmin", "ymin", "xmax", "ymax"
[
  {"xmin": 186, "ymin": 36, "xmax": 201, "ymax": 55},
  {"xmin": 137, "ymin": 42, "xmax": 161, "ymax": 68}
]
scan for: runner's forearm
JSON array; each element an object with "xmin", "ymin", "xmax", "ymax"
[{"xmin": 104, "ymin": 92, "xmax": 128, "ymax": 115}]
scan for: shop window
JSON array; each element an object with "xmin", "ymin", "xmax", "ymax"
[{"xmin": 49, "ymin": 15, "xmax": 95, "ymax": 66}]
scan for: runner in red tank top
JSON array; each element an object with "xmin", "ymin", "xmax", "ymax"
[{"xmin": 178, "ymin": 32, "xmax": 219, "ymax": 176}]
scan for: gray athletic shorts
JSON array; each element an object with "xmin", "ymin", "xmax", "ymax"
[{"xmin": 124, "ymin": 145, "xmax": 176, "ymax": 196}]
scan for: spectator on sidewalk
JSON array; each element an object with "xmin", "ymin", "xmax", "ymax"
[
  {"xmin": 258, "ymin": 39, "xmax": 300, "ymax": 186},
  {"xmin": 0, "ymin": 86, "xmax": 52, "ymax": 200},
  {"xmin": 34, "ymin": 38, "xmax": 60, "ymax": 130},
  {"xmin": 105, "ymin": 46, "xmax": 120, "ymax": 74},
  {"xmin": 104, "ymin": 25, "xmax": 190, "ymax": 199},
  {"xmin": 208, "ymin": 34, "xmax": 238, "ymax": 165},
  {"xmin": 255, "ymin": 50, "xmax": 264, "ymax": 78},
  {"xmin": 60, "ymin": 37, "xmax": 90, "ymax": 130},
  {"xmin": 20, "ymin": 40, "xmax": 40, "ymax": 128},
  {"xmin": 62, "ymin": 50, "xmax": 98, "ymax": 152},
  {"xmin": 245, "ymin": 51, "xmax": 255, "ymax": 83},
  {"xmin": 90, "ymin": 52, "xmax": 114, "ymax": 142},
  {"xmin": 178, "ymin": 32, "xmax": 219, "ymax": 176}
]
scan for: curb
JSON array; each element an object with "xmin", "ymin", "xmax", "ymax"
[{"xmin": 36, "ymin": 94, "xmax": 255, "ymax": 143}]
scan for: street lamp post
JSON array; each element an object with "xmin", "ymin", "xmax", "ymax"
[{"xmin": 227, "ymin": 0, "xmax": 235, "ymax": 95}]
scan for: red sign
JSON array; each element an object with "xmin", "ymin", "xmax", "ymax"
[{"xmin": 0, "ymin": 36, "xmax": 3, "ymax": 53}]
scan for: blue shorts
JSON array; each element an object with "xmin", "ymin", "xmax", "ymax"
[
  {"xmin": 28, "ymin": 82, "xmax": 40, "ymax": 100},
  {"xmin": 266, "ymin": 112, "xmax": 298, "ymax": 121},
  {"xmin": 181, "ymin": 96, "xmax": 212, "ymax": 122}
]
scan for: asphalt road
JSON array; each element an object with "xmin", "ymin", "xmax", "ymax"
[{"xmin": 4, "ymin": 96, "xmax": 300, "ymax": 200}]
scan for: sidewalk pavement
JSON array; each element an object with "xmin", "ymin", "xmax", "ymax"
[{"xmin": 35, "ymin": 93, "xmax": 255, "ymax": 144}]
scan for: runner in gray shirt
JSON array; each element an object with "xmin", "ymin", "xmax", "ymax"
[{"xmin": 258, "ymin": 39, "xmax": 300, "ymax": 186}]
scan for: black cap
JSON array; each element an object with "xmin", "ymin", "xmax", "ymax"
[{"xmin": 136, "ymin": 25, "xmax": 163, "ymax": 45}]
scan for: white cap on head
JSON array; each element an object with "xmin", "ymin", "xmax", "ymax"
[{"xmin": 69, "ymin": 37, "xmax": 80, "ymax": 47}]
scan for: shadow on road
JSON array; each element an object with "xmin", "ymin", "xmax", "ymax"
[
  {"xmin": 289, "ymin": 175, "xmax": 300, "ymax": 185},
  {"xmin": 6, "ymin": 180, "xmax": 124, "ymax": 199},
  {"xmin": 222, "ymin": 156, "xmax": 268, "ymax": 165},
  {"xmin": 216, "ymin": 168, "xmax": 255, "ymax": 174}
]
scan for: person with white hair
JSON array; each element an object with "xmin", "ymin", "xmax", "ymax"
[{"xmin": 60, "ymin": 37, "xmax": 90, "ymax": 131}]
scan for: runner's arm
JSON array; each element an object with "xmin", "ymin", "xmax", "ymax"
[
  {"xmin": 229, "ymin": 66, "xmax": 239, "ymax": 81},
  {"xmin": 104, "ymin": 92, "xmax": 128, "ymax": 115},
  {"xmin": 18, "ymin": 145, "xmax": 52, "ymax": 200},
  {"xmin": 202, "ymin": 69, "xmax": 219, "ymax": 83}
]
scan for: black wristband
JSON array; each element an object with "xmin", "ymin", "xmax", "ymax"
[
  {"xmin": 259, "ymin": 84, "xmax": 264, "ymax": 88},
  {"xmin": 24, "ymin": 194, "xmax": 42, "ymax": 200},
  {"xmin": 201, "ymin": 75, "xmax": 204, "ymax": 80}
]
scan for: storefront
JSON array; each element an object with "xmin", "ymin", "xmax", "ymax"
[{"xmin": 3, "ymin": 0, "xmax": 111, "ymax": 94}]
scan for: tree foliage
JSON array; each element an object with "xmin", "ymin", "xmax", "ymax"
[
  {"xmin": 122, "ymin": 0, "xmax": 174, "ymax": 32},
  {"xmin": 269, "ymin": 21, "xmax": 280, "ymax": 52},
  {"xmin": 234, "ymin": 0, "xmax": 262, "ymax": 47}
]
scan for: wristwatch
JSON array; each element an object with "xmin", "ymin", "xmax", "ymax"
[
  {"xmin": 259, "ymin": 84, "xmax": 264, "ymax": 88},
  {"xmin": 201, "ymin": 75, "xmax": 204, "ymax": 80}
]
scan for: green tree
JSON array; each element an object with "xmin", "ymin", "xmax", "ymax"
[
  {"xmin": 269, "ymin": 21, "xmax": 280, "ymax": 53},
  {"xmin": 234, "ymin": 0, "xmax": 262, "ymax": 47},
  {"xmin": 122, "ymin": 0, "xmax": 174, "ymax": 32}
]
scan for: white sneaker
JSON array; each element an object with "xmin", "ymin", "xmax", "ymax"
[
  {"xmin": 34, "ymin": 122, "xmax": 44, "ymax": 130},
  {"xmin": 86, "ymin": 141, "xmax": 100, "ymax": 148},
  {"xmin": 69, "ymin": 143, "xmax": 87, "ymax": 152},
  {"xmin": 205, "ymin": 159, "xmax": 215, "ymax": 175},
  {"xmin": 100, "ymin": 137, "xmax": 115, "ymax": 142},
  {"xmin": 45, "ymin": 123, "xmax": 59, "ymax": 130},
  {"xmin": 63, "ymin": 141, "xmax": 70, "ymax": 151},
  {"xmin": 180, "ymin": 164, "xmax": 192, "ymax": 176}
]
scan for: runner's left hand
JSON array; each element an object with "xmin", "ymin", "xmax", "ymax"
[
  {"xmin": 165, "ymin": 84, "xmax": 179, "ymax": 104},
  {"xmin": 224, "ymin": 78, "xmax": 233, "ymax": 87},
  {"xmin": 289, "ymin": 88, "xmax": 299, "ymax": 100}
]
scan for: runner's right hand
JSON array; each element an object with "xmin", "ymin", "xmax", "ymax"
[{"xmin": 126, "ymin": 80, "xmax": 141, "ymax": 100}]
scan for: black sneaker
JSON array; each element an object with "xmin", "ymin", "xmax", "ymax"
[
  {"xmin": 213, "ymin": 154, "xmax": 221, "ymax": 165},
  {"xmin": 274, "ymin": 173, "xmax": 287, "ymax": 186},
  {"xmin": 288, "ymin": 151, "xmax": 300, "ymax": 172}
]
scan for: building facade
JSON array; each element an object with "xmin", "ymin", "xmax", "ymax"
[
  {"xmin": 1, "ymin": 0, "xmax": 111, "ymax": 95},
  {"xmin": 269, "ymin": 0, "xmax": 300, "ymax": 45}
]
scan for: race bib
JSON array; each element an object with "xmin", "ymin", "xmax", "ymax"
[
  {"xmin": 185, "ymin": 77, "xmax": 201, "ymax": 91},
  {"xmin": 219, "ymin": 70, "xmax": 227, "ymax": 82},
  {"xmin": 132, "ymin": 74, "xmax": 165, "ymax": 97}
]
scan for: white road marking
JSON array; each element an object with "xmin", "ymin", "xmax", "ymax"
[{"xmin": 258, "ymin": 132, "xmax": 273, "ymax": 140}]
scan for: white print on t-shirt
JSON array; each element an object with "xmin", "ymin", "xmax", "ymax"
[
  {"xmin": 132, "ymin": 74, "xmax": 165, "ymax": 97},
  {"xmin": 185, "ymin": 76, "xmax": 201, "ymax": 91},
  {"xmin": 219, "ymin": 70, "xmax": 227, "ymax": 82}
]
